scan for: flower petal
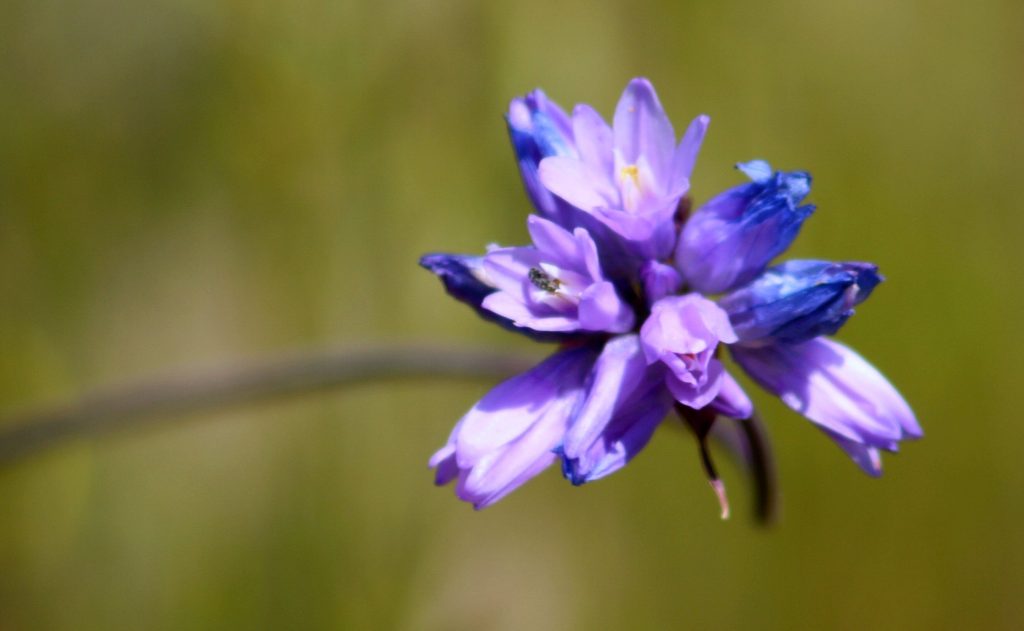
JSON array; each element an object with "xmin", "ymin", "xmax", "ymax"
[
  {"xmin": 562, "ymin": 377, "xmax": 671, "ymax": 484},
  {"xmin": 613, "ymin": 78, "xmax": 676, "ymax": 183},
  {"xmin": 821, "ymin": 428, "xmax": 884, "ymax": 477},
  {"xmin": 480, "ymin": 246, "xmax": 541, "ymax": 301},
  {"xmin": 670, "ymin": 114, "xmax": 710, "ymax": 195},
  {"xmin": 732, "ymin": 338, "xmax": 921, "ymax": 446},
  {"xmin": 578, "ymin": 281, "xmax": 635, "ymax": 333},
  {"xmin": 507, "ymin": 89, "xmax": 579, "ymax": 223},
  {"xmin": 709, "ymin": 369, "xmax": 754, "ymax": 420},
  {"xmin": 572, "ymin": 103, "xmax": 615, "ymax": 177},
  {"xmin": 449, "ymin": 346, "xmax": 596, "ymax": 508},
  {"xmin": 539, "ymin": 156, "xmax": 617, "ymax": 212},
  {"xmin": 562, "ymin": 335, "xmax": 652, "ymax": 459},
  {"xmin": 527, "ymin": 215, "xmax": 580, "ymax": 269},
  {"xmin": 720, "ymin": 260, "xmax": 883, "ymax": 345},
  {"xmin": 480, "ymin": 292, "xmax": 581, "ymax": 332},
  {"xmin": 640, "ymin": 260, "xmax": 682, "ymax": 306},
  {"xmin": 666, "ymin": 357, "xmax": 725, "ymax": 409},
  {"xmin": 677, "ymin": 163, "xmax": 816, "ymax": 294}
]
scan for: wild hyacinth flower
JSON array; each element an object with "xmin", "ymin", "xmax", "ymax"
[
  {"xmin": 423, "ymin": 77, "xmax": 921, "ymax": 513},
  {"xmin": 512, "ymin": 78, "xmax": 710, "ymax": 264},
  {"xmin": 639, "ymin": 294, "xmax": 751, "ymax": 416},
  {"xmin": 480, "ymin": 215, "xmax": 634, "ymax": 334}
]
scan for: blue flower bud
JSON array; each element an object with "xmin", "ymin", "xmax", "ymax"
[
  {"xmin": 676, "ymin": 160, "xmax": 815, "ymax": 294},
  {"xmin": 718, "ymin": 260, "xmax": 882, "ymax": 345},
  {"xmin": 506, "ymin": 90, "xmax": 577, "ymax": 221}
]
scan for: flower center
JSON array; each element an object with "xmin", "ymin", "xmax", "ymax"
[{"xmin": 620, "ymin": 164, "xmax": 641, "ymax": 189}]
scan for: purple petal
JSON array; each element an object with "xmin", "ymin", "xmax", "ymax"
[
  {"xmin": 449, "ymin": 347, "xmax": 596, "ymax": 508},
  {"xmin": 665, "ymin": 357, "xmax": 725, "ymax": 409},
  {"xmin": 480, "ymin": 292, "xmax": 580, "ymax": 332},
  {"xmin": 572, "ymin": 103, "xmax": 614, "ymax": 177},
  {"xmin": 429, "ymin": 414, "xmax": 463, "ymax": 485},
  {"xmin": 563, "ymin": 371, "xmax": 672, "ymax": 484},
  {"xmin": 640, "ymin": 260, "xmax": 682, "ymax": 306},
  {"xmin": 578, "ymin": 281, "xmax": 635, "ymax": 333},
  {"xmin": 671, "ymin": 114, "xmax": 710, "ymax": 194},
  {"xmin": 539, "ymin": 156, "xmax": 617, "ymax": 212},
  {"xmin": 589, "ymin": 204, "xmax": 668, "ymax": 242},
  {"xmin": 822, "ymin": 428, "xmax": 884, "ymax": 477},
  {"xmin": 641, "ymin": 294, "xmax": 737, "ymax": 359},
  {"xmin": 458, "ymin": 450, "xmax": 558, "ymax": 509},
  {"xmin": 709, "ymin": 369, "xmax": 754, "ymax": 419},
  {"xmin": 732, "ymin": 338, "xmax": 921, "ymax": 446},
  {"xmin": 572, "ymin": 227, "xmax": 604, "ymax": 281},
  {"xmin": 613, "ymin": 78, "xmax": 676, "ymax": 183},
  {"xmin": 527, "ymin": 215, "xmax": 579, "ymax": 269},
  {"xmin": 562, "ymin": 335, "xmax": 652, "ymax": 459},
  {"xmin": 480, "ymin": 246, "xmax": 539, "ymax": 300},
  {"xmin": 429, "ymin": 443, "xmax": 460, "ymax": 486}
]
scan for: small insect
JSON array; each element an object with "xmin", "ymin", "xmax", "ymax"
[{"xmin": 528, "ymin": 267, "xmax": 562, "ymax": 293}]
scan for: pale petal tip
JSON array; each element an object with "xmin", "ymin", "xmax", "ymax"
[
  {"xmin": 710, "ymin": 478, "xmax": 731, "ymax": 520},
  {"xmin": 627, "ymin": 76, "xmax": 655, "ymax": 91}
]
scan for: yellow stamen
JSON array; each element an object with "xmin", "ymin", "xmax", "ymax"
[{"xmin": 620, "ymin": 164, "xmax": 641, "ymax": 188}]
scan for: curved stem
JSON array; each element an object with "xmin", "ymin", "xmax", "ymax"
[
  {"xmin": 737, "ymin": 412, "xmax": 779, "ymax": 525},
  {"xmin": 0, "ymin": 346, "xmax": 539, "ymax": 465}
]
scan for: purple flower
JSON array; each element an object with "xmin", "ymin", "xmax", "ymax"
[
  {"xmin": 731, "ymin": 338, "xmax": 921, "ymax": 476},
  {"xmin": 640, "ymin": 294, "xmax": 752, "ymax": 417},
  {"xmin": 425, "ymin": 76, "xmax": 921, "ymax": 512},
  {"xmin": 481, "ymin": 215, "xmax": 634, "ymax": 334},
  {"xmin": 719, "ymin": 260, "xmax": 882, "ymax": 345},
  {"xmin": 677, "ymin": 160, "xmax": 815, "ymax": 294},
  {"xmin": 536, "ymin": 78, "xmax": 710, "ymax": 260}
]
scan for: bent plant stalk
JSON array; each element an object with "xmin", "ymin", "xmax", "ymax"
[{"xmin": 0, "ymin": 345, "xmax": 777, "ymax": 523}]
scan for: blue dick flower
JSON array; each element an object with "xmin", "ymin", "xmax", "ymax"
[
  {"xmin": 510, "ymin": 79, "xmax": 710, "ymax": 273},
  {"xmin": 422, "ymin": 78, "xmax": 921, "ymax": 512},
  {"xmin": 676, "ymin": 160, "xmax": 815, "ymax": 294}
]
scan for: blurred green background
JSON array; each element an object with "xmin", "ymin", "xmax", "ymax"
[{"xmin": 1, "ymin": 0, "xmax": 1022, "ymax": 629}]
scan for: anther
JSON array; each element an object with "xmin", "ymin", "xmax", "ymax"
[{"xmin": 620, "ymin": 164, "xmax": 641, "ymax": 188}]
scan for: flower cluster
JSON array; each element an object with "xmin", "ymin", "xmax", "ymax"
[{"xmin": 422, "ymin": 78, "xmax": 921, "ymax": 512}]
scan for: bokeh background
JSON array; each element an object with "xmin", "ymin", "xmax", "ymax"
[{"xmin": 2, "ymin": 0, "xmax": 1022, "ymax": 629}]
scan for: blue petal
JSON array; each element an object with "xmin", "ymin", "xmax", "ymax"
[
  {"xmin": 720, "ymin": 260, "xmax": 882, "ymax": 345},
  {"xmin": 506, "ymin": 90, "xmax": 578, "ymax": 225},
  {"xmin": 677, "ymin": 162, "xmax": 816, "ymax": 294},
  {"xmin": 736, "ymin": 159, "xmax": 773, "ymax": 183}
]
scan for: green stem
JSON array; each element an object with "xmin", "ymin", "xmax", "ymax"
[{"xmin": 0, "ymin": 345, "xmax": 538, "ymax": 465}]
